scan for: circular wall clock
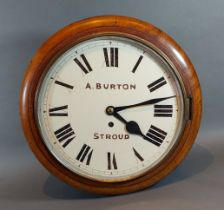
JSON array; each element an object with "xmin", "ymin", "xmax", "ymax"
[{"xmin": 20, "ymin": 16, "xmax": 202, "ymax": 195}]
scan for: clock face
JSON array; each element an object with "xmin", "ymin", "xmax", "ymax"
[{"xmin": 36, "ymin": 36, "xmax": 186, "ymax": 182}]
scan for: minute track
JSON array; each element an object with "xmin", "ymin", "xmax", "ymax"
[{"xmin": 34, "ymin": 34, "xmax": 187, "ymax": 184}]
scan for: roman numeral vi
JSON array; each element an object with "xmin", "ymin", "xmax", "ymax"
[{"xmin": 107, "ymin": 152, "xmax": 118, "ymax": 170}]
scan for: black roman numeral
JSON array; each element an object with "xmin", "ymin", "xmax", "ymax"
[
  {"xmin": 49, "ymin": 105, "xmax": 68, "ymax": 116},
  {"xmin": 107, "ymin": 152, "xmax": 117, "ymax": 170},
  {"xmin": 132, "ymin": 55, "xmax": 143, "ymax": 73},
  {"xmin": 55, "ymin": 80, "xmax": 74, "ymax": 90},
  {"xmin": 54, "ymin": 123, "xmax": 75, "ymax": 148},
  {"xmin": 103, "ymin": 48, "xmax": 118, "ymax": 67},
  {"xmin": 76, "ymin": 144, "xmax": 93, "ymax": 165},
  {"xmin": 154, "ymin": 104, "xmax": 173, "ymax": 117},
  {"xmin": 145, "ymin": 125, "xmax": 167, "ymax": 146},
  {"xmin": 74, "ymin": 54, "xmax": 92, "ymax": 74},
  {"xmin": 147, "ymin": 77, "xmax": 167, "ymax": 92},
  {"xmin": 133, "ymin": 147, "xmax": 144, "ymax": 161}
]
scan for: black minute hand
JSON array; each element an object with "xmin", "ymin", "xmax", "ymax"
[{"xmin": 114, "ymin": 95, "xmax": 175, "ymax": 112}]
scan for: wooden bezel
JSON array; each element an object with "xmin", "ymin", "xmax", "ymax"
[{"xmin": 20, "ymin": 15, "xmax": 202, "ymax": 195}]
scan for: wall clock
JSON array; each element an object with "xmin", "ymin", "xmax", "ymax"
[{"xmin": 20, "ymin": 16, "xmax": 202, "ymax": 195}]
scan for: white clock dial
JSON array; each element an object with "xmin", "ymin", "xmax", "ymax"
[{"xmin": 37, "ymin": 36, "xmax": 185, "ymax": 182}]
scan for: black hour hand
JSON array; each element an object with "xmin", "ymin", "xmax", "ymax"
[
  {"xmin": 126, "ymin": 121, "xmax": 145, "ymax": 137},
  {"xmin": 106, "ymin": 106, "xmax": 146, "ymax": 139}
]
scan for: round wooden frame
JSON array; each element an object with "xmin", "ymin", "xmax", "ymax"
[{"xmin": 20, "ymin": 15, "xmax": 202, "ymax": 195}]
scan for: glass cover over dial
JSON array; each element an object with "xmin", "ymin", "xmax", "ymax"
[{"xmin": 37, "ymin": 37, "xmax": 185, "ymax": 182}]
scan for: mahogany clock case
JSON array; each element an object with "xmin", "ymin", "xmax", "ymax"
[{"xmin": 20, "ymin": 16, "xmax": 202, "ymax": 195}]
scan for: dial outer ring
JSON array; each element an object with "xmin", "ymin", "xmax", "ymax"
[{"xmin": 20, "ymin": 15, "xmax": 202, "ymax": 195}]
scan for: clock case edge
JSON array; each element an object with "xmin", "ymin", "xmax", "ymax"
[{"xmin": 20, "ymin": 15, "xmax": 202, "ymax": 195}]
